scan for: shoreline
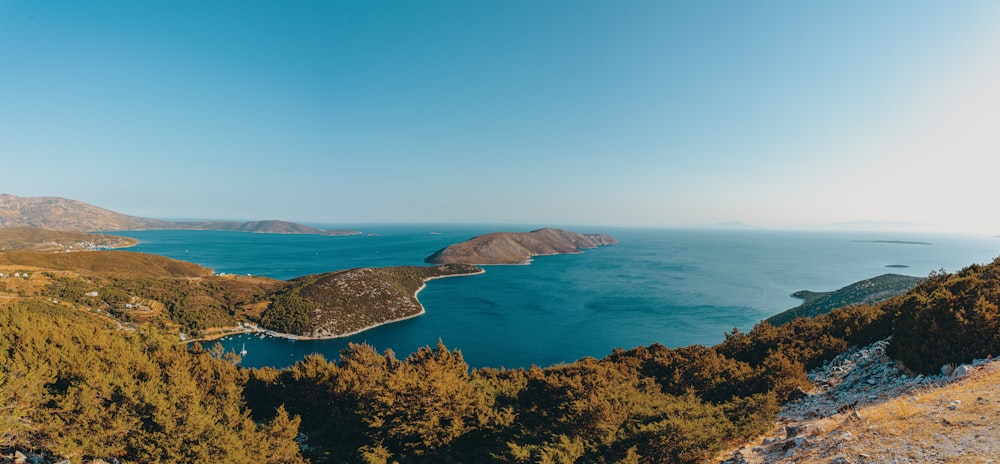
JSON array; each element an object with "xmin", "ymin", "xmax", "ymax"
[
  {"xmin": 189, "ymin": 268, "xmax": 486, "ymax": 343},
  {"xmin": 455, "ymin": 251, "xmax": 587, "ymax": 266}
]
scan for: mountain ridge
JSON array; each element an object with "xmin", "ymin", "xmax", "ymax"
[{"xmin": 0, "ymin": 194, "xmax": 359, "ymax": 236}]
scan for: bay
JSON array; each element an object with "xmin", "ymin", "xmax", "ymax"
[{"xmin": 115, "ymin": 226, "xmax": 1000, "ymax": 369}]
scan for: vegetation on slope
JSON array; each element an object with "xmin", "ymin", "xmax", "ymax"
[
  {"xmin": 247, "ymin": 257, "xmax": 1000, "ymax": 463},
  {"xmin": 0, "ymin": 300, "xmax": 303, "ymax": 463},
  {"xmin": 0, "ymin": 250, "xmax": 212, "ymax": 279},
  {"xmin": 766, "ymin": 273, "xmax": 923, "ymax": 326},
  {"xmin": 6, "ymin": 234, "xmax": 1000, "ymax": 462},
  {"xmin": 259, "ymin": 264, "xmax": 483, "ymax": 337},
  {"xmin": 0, "ymin": 227, "xmax": 137, "ymax": 251},
  {"xmin": 889, "ymin": 262, "xmax": 1000, "ymax": 373},
  {"xmin": 1, "ymin": 249, "xmax": 481, "ymax": 337},
  {"xmin": 0, "ymin": 250, "xmax": 286, "ymax": 333}
]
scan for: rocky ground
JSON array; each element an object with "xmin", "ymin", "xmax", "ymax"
[{"xmin": 719, "ymin": 339, "xmax": 1000, "ymax": 463}]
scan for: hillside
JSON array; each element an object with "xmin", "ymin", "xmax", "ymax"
[
  {"xmin": 0, "ymin": 300, "xmax": 305, "ymax": 463},
  {"xmin": 0, "ymin": 194, "xmax": 359, "ymax": 236},
  {"xmin": 425, "ymin": 227, "xmax": 618, "ymax": 265},
  {"xmin": 0, "ymin": 249, "xmax": 213, "ymax": 278},
  {"xmin": 258, "ymin": 264, "xmax": 483, "ymax": 338},
  {"xmin": 5, "ymin": 230, "xmax": 1000, "ymax": 462},
  {"xmin": 766, "ymin": 273, "xmax": 924, "ymax": 326},
  {"xmin": 0, "ymin": 227, "xmax": 137, "ymax": 252},
  {"xmin": 0, "ymin": 194, "xmax": 169, "ymax": 231},
  {"xmin": 0, "ymin": 247, "xmax": 483, "ymax": 339}
]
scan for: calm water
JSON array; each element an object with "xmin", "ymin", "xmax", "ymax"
[{"xmin": 115, "ymin": 226, "xmax": 1000, "ymax": 369}]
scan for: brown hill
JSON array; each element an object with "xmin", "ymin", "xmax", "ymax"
[
  {"xmin": 0, "ymin": 249, "xmax": 212, "ymax": 278},
  {"xmin": 0, "ymin": 194, "xmax": 360, "ymax": 236},
  {"xmin": 0, "ymin": 194, "xmax": 169, "ymax": 231},
  {"xmin": 0, "ymin": 227, "xmax": 138, "ymax": 252},
  {"xmin": 425, "ymin": 227, "xmax": 618, "ymax": 265}
]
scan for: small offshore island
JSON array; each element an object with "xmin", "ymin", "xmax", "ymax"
[{"xmin": 425, "ymin": 227, "xmax": 618, "ymax": 265}]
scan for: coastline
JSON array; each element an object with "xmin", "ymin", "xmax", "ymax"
[
  {"xmin": 189, "ymin": 268, "xmax": 486, "ymax": 343},
  {"xmin": 462, "ymin": 250, "xmax": 587, "ymax": 266}
]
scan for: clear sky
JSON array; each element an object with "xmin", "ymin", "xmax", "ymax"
[{"xmin": 2, "ymin": 1, "xmax": 999, "ymax": 232}]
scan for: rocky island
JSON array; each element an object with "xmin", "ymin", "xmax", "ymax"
[{"xmin": 425, "ymin": 227, "xmax": 617, "ymax": 265}]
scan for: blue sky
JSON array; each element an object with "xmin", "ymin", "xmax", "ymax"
[{"xmin": 3, "ymin": 1, "xmax": 999, "ymax": 232}]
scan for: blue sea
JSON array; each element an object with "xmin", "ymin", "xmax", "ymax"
[{"xmin": 114, "ymin": 226, "xmax": 1000, "ymax": 369}]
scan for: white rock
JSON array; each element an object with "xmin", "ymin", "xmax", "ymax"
[{"xmin": 951, "ymin": 364, "xmax": 973, "ymax": 380}]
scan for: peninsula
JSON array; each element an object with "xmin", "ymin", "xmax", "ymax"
[
  {"xmin": 425, "ymin": 227, "xmax": 618, "ymax": 265},
  {"xmin": 0, "ymin": 227, "xmax": 138, "ymax": 252},
  {"xmin": 0, "ymin": 194, "xmax": 359, "ymax": 236},
  {"xmin": 0, "ymin": 229, "xmax": 482, "ymax": 340},
  {"xmin": 259, "ymin": 264, "xmax": 484, "ymax": 339},
  {"xmin": 766, "ymin": 273, "xmax": 923, "ymax": 326}
]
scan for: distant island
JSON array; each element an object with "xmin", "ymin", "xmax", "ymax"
[
  {"xmin": 0, "ymin": 194, "xmax": 359, "ymax": 236},
  {"xmin": 766, "ymin": 273, "xmax": 924, "ymax": 326},
  {"xmin": 852, "ymin": 239, "xmax": 932, "ymax": 245},
  {"xmin": 425, "ymin": 227, "xmax": 618, "ymax": 265}
]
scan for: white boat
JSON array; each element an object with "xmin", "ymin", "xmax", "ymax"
[{"xmin": 240, "ymin": 343, "xmax": 248, "ymax": 356}]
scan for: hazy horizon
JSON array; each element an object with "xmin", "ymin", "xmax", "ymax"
[{"xmin": 3, "ymin": 2, "xmax": 999, "ymax": 233}]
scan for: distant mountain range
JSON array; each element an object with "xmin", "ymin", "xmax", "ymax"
[{"xmin": 0, "ymin": 194, "xmax": 359, "ymax": 236}]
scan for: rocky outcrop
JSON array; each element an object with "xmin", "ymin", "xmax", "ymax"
[
  {"xmin": 424, "ymin": 228, "xmax": 618, "ymax": 265},
  {"xmin": 780, "ymin": 339, "xmax": 947, "ymax": 421},
  {"xmin": 719, "ymin": 340, "xmax": 1000, "ymax": 464},
  {"xmin": 0, "ymin": 194, "xmax": 359, "ymax": 236}
]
